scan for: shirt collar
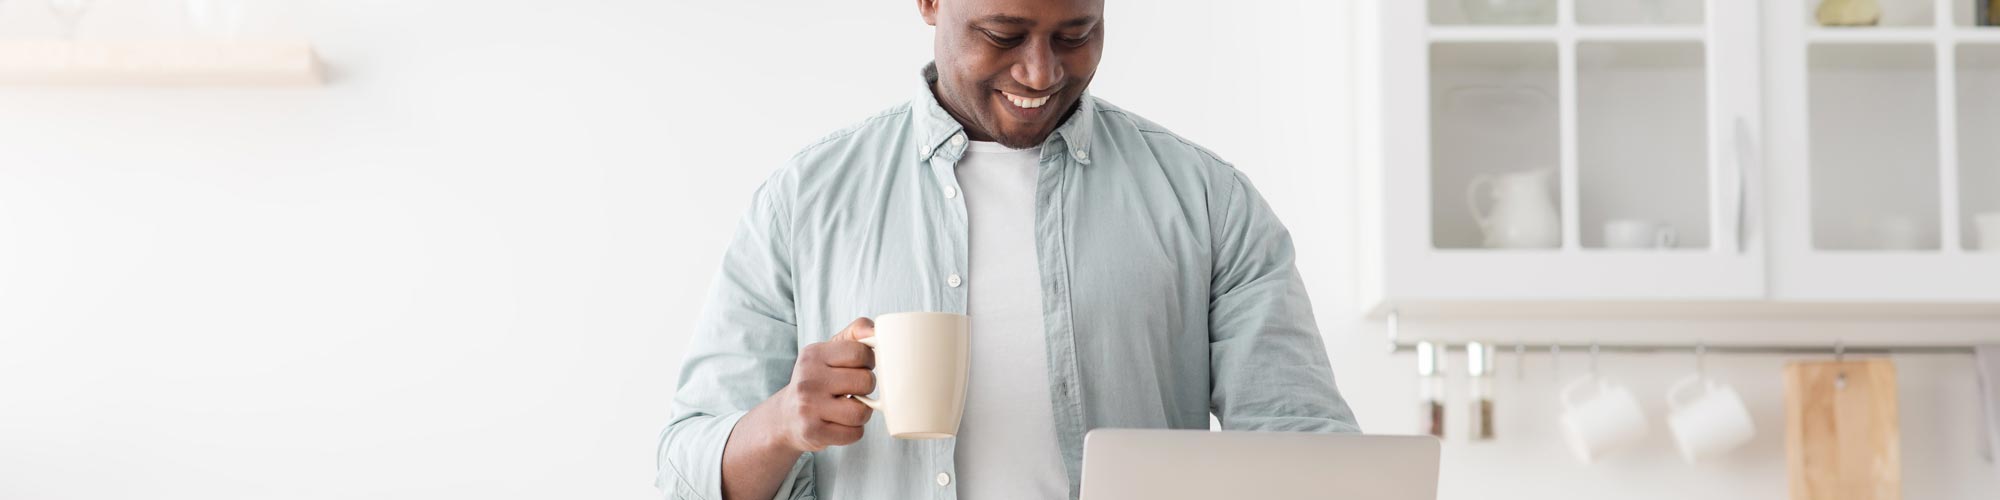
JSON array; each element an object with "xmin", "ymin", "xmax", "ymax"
[{"xmin": 913, "ymin": 62, "xmax": 1096, "ymax": 165}]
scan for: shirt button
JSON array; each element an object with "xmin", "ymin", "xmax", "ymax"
[
  {"xmin": 950, "ymin": 133, "xmax": 966, "ymax": 147},
  {"xmin": 1074, "ymin": 149, "xmax": 1088, "ymax": 160},
  {"xmin": 947, "ymin": 273, "xmax": 962, "ymax": 288},
  {"xmin": 935, "ymin": 472, "xmax": 951, "ymax": 486},
  {"xmin": 943, "ymin": 185, "xmax": 957, "ymax": 199}
]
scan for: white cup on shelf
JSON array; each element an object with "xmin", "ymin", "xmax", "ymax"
[
  {"xmin": 1603, "ymin": 219, "xmax": 1677, "ymax": 249},
  {"xmin": 1872, "ymin": 215, "xmax": 1925, "ymax": 250},
  {"xmin": 1559, "ymin": 376, "xmax": 1649, "ymax": 463},
  {"xmin": 1975, "ymin": 212, "xmax": 2000, "ymax": 253},
  {"xmin": 1665, "ymin": 375, "xmax": 1756, "ymax": 463}
]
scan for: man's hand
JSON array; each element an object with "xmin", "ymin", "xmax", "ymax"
[
  {"xmin": 769, "ymin": 317, "xmax": 878, "ymax": 451},
  {"xmin": 721, "ymin": 318, "xmax": 877, "ymax": 499}
]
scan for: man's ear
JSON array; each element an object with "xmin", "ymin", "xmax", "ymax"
[{"xmin": 918, "ymin": 0, "xmax": 939, "ymax": 26}]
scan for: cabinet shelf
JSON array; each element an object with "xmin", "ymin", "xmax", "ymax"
[
  {"xmin": 1803, "ymin": 28, "xmax": 2000, "ymax": 44},
  {"xmin": 1428, "ymin": 26, "xmax": 1706, "ymax": 42},
  {"xmin": 1805, "ymin": 28, "xmax": 1944, "ymax": 43},
  {"xmin": 1373, "ymin": 299, "xmax": 2000, "ymax": 321},
  {"xmin": 1960, "ymin": 30, "xmax": 2000, "ymax": 44}
]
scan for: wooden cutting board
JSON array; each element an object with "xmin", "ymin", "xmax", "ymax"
[{"xmin": 1785, "ymin": 359, "xmax": 1900, "ymax": 500}]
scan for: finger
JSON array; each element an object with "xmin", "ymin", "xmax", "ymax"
[
  {"xmin": 810, "ymin": 421, "xmax": 866, "ymax": 447},
  {"xmin": 820, "ymin": 398, "xmax": 874, "ymax": 427},
  {"xmin": 817, "ymin": 341, "xmax": 875, "ymax": 369},
  {"xmin": 814, "ymin": 367, "xmax": 875, "ymax": 396},
  {"xmin": 830, "ymin": 317, "xmax": 875, "ymax": 343}
]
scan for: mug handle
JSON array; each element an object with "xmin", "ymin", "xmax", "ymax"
[
  {"xmin": 1466, "ymin": 173, "xmax": 1496, "ymax": 231},
  {"xmin": 849, "ymin": 337, "xmax": 885, "ymax": 411},
  {"xmin": 1666, "ymin": 375, "xmax": 1704, "ymax": 411},
  {"xmin": 1559, "ymin": 376, "xmax": 1596, "ymax": 410},
  {"xmin": 1655, "ymin": 226, "xmax": 1679, "ymax": 249}
]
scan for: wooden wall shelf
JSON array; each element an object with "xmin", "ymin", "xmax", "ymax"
[{"xmin": 0, "ymin": 41, "xmax": 322, "ymax": 86}]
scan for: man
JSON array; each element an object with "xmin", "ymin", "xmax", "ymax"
[{"xmin": 656, "ymin": 0, "xmax": 1359, "ymax": 498}]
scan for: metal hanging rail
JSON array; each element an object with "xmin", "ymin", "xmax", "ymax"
[{"xmin": 1382, "ymin": 311, "xmax": 1981, "ymax": 356}]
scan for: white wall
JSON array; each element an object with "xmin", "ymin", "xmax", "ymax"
[{"xmin": 0, "ymin": 1, "xmax": 1993, "ymax": 499}]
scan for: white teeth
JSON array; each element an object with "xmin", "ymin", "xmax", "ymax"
[{"xmin": 1003, "ymin": 92, "xmax": 1051, "ymax": 109}]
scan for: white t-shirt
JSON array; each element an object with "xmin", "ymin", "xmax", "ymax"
[{"xmin": 951, "ymin": 140, "xmax": 1069, "ymax": 499}]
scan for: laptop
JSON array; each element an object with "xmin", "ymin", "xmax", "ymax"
[{"xmin": 1080, "ymin": 429, "xmax": 1441, "ymax": 500}]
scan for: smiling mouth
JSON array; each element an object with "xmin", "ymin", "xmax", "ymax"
[
  {"xmin": 1001, "ymin": 91, "xmax": 1052, "ymax": 109},
  {"xmin": 996, "ymin": 89, "xmax": 1060, "ymax": 124}
]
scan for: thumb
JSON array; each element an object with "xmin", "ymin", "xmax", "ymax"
[{"xmin": 831, "ymin": 317, "xmax": 875, "ymax": 343}]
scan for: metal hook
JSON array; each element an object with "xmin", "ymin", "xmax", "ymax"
[
  {"xmin": 1589, "ymin": 342, "xmax": 1601, "ymax": 379},
  {"xmin": 1514, "ymin": 342, "xmax": 1526, "ymax": 381},
  {"xmin": 1695, "ymin": 341, "xmax": 1707, "ymax": 378},
  {"xmin": 1834, "ymin": 339, "xmax": 1848, "ymax": 390},
  {"xmin": 1550, "ymin": 344, "xmax": 1562, "ymax": 380}
]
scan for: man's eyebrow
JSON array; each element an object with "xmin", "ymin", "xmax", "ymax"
[
  {"xmin": 1058, "ymin": 15, "xmax": 1099, "ymax": 28},
  {"xmin": 974, "ymin": 14, "xmax": 1100, "ymax": 28}
]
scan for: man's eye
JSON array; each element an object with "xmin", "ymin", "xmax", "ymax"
[
  {"xmin": 983, "ymin": 30, "xmax": 1025, "ymax": 47},
  {"xmin": 1058, "ymin": 35, "xmax": 1091, "ymax": 47}
]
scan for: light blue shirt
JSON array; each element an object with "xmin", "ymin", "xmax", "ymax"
[{"xmin": 656, "ymin": 64, "xmax": 1359, "ymax": 500}]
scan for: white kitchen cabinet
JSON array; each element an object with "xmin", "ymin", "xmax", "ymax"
[
  {"xmin": 1357, "ymin": 0, "xmax": 2000, "ymax": 317},
  {"xmin": 1767, "ymin": 0, "xmax": 2000, "ymax": 302},
  {"xmin": 1356, "ymin": 0, "xmax": 1766, "ymax": 316}
]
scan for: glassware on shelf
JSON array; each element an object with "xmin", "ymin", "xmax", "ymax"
[
  {"xmin": 46, "ymin": 0, "xmax": 93, "ymax": 40},
  {"xmin": 1460, "ymin": 0, "xmax": 1555, "ymax": 25},
  {"xmin": 1816, "ymin": 0, "xmax": 1881, "ymax": 26}
]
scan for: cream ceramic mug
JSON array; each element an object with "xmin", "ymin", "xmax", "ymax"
[{"xmin": 851, "ymin": 312, "xmax": 970, "ymax": 440}]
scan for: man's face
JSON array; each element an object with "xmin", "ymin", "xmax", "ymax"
[{"xmin": 921, "ymin": 0, "xmax": 1104, "ymax": 149}]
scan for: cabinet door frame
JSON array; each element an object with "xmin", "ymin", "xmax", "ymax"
[
  {"xmin": 1359, "ymin": 0, "xmax": 1768, "ymax": 316},
  {"xmin": 1764, "ymin": 0, "xmax": 2000, "ymax": 302}
]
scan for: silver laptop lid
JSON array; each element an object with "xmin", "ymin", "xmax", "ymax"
[{"xmin": 1080, "ymin": 429, "xmax": 1441, "ymax": 500}]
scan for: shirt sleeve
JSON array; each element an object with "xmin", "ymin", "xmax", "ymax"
[
  {"xmin": 1205, "ymin": 166, "xmax": 1362, "ymax": 434},
  {"xmin": 655, "ymin": 168, "xmax": 819, "ymax": 500}
]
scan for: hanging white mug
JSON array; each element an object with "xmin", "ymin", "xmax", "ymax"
[
  {"xmin": 185, "ymin": 0, "xmax": 247, "ymax": 39},
  {"xmin": 1665, "ymin": 375, "xmax": 1756, "ymax": 463},
  {"xmin": 1559, "ymin": 376, "xmax": 1648, "ymax": 463}
]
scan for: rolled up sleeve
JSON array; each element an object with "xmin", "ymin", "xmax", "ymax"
[
  {"xmin": 656, "ymin": 168, "xmax": 819, "ymax": 499},
  {"xmin": 1205, "ymin": 166, "xmax": 1361, "ymax": 434}
]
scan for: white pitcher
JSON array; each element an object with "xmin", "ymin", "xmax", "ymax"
[{"xmin": 1467, "ymin": 167, "xmax": 1561, "ymax": 249}]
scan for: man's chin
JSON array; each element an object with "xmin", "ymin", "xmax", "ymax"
[{"xmin": 991, "ymin": 127, "xmax": 1057, "ymax": 150}]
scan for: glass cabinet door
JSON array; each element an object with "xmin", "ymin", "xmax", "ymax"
[
  {"xmin": 1359, "ymin": 0, "xmax": 1764, "ymax": 313},
  {"xmin": 1769, "ymin": 0, "xmax": 2000, "ymax": 301}
]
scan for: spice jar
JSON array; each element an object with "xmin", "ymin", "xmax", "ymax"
[
  {"xmin": 1417, "ymin": 341, "xmax": 1445, "ymax": 438},
  {"xmin": 1466, "ymin": 342, "xmax": 1496, "ymax": 440}
]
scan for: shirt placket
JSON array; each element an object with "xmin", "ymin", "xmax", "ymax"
[
  {"xmin": 923, "ymin": 130, "xmax": 971, "ymax": 500},
  {"xmin": 1033, "ymin": 141, "xmax": 1088, "ymax": 499}
]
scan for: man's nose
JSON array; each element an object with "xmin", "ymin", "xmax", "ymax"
[{"xmin": 1012, "ymin": 40, "xmax": 1064, "ymax": 92}]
